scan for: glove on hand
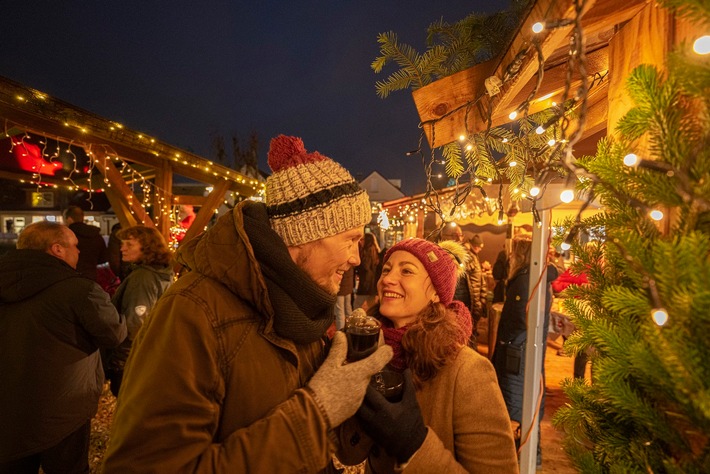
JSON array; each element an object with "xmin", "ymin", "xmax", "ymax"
[
  {"xmin": 356, "ymin": 368, "xmax": 427, "ymax": 463},
  {"xmin": 308, "ymin": 331, "xmax": 392, "ymax": 427}
]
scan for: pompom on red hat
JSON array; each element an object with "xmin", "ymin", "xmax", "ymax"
[{"xmin": 265, "ymin": 135, "xmax": 371, "ymax": 246}]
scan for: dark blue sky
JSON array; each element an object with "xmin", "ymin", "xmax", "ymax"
[{"xmin": 2, "ymin": 1, "xmax": 506, "ymax": 195}]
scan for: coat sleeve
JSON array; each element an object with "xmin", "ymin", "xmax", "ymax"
[
  {"xmin": 76, "ymin": 281, "xmax": 126, "ymax": 349},
  {"xmin": 102, "ymin": 291, "xmax": 334, "ymax": 474},
  {"xmin": 405, "ymin": 355, "xmax": 519, "ymax": 474}
]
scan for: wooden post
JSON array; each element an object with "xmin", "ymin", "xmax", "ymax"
[
  {"xmin": 179, "ymin": 179, "xmax": 231, "ymax": 246},
  {"xmin": 153, "ymin": 160, "xmax": 173, "ymax": 243}
]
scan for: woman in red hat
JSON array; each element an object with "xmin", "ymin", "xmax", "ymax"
[{"xmin": 337, "ymin": 237, "xmax": 518, "ymax": 473}]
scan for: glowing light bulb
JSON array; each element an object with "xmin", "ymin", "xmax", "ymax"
[
  {"xmin": 536, "ymin": 126, "xmax": 545, "ymax": 134},
  {"xmin": 509, "ymin": 161, "xmax": 517, "ymax": 167},
  {"xmin": 693, "ymin": 35, "xmax": 710, "ymax": 55},
  {"xmin": 623, "ymin": 153, "xmax": 639, "ymax": 167},
  {"xmin": 466, "ymin": 144, "xmax": 473, "ymax": 151},
  {"xmin": 649, "ymin": 210, "xmax": 664, "ymax": 221},
  {"xmin": 530, "ymin": 186, "xmax": 540, "ymax": 197},
  {"xmin": 509, "ymin": 110, "xmax": 518, "ymax": 120},
  {"xmin": 502, "ymin": 138, "xmax": 509, "ymax": 143},
  {"xmin": 459, "ymin": 134, "xmax": 466, "ymax": 141},
  {"xmin": 548, "ymin": 138, "xmax": 556, "ymax": 146},
  {"xmin": 652, "ymin": 308, "xmax": 668, "ymax": 326},
  {"xmin": 560, "ymin": 189, "xmax": 575, "ymax": 203},
  {"xmin": 560, "ymin": 241, "xmax": 571, "ymax": 251},
  {"xmin": 532, "ymin": 22, "xmax": 544, "ymax": 33}
]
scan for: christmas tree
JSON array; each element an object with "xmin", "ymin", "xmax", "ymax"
[{"xmin": 552, "ymin": 2, "xmax": 710, "ymax": 471}]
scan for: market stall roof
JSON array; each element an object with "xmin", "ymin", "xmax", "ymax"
[{"xmin": 0, "ymin": 75, "xmax": 265, "ymax": 241}]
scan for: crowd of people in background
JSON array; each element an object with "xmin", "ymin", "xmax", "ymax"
[{"xmin": 0, "ymin": 132, "xmax": 595, "ymax": 474}]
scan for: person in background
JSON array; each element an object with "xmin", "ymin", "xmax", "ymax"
[
  {"xmin": 466, "ymin": 234, "xmax": 487, "ymax": 345},
  {"xmin": 173, "ymin": 204, "xmax": 197, "ymax": 243},
  {"xmin": 492, "ymin": 249, "xmax": 508, "ymax": 304},
  {"xmin": 338, "ymin": 237, "xmax": 518, "ymax": 473},
  {"xmin": 64, "ymin": 205, "xmax": 109, "ymax": 281},
  {"xmin": 439, "ymin": 224, "xmax": 483, "ymax": 348},
  {"xmin": 0, "ymin": 221, "xmax": 126, "ymax": 473},
  {"xmin": 334, "ymin": 266, "xmax": 355, "ymax": 330},
  {"xmin": 354, "ymin": 233, "xmax": 381, "ymax": 311},
  {"xmin": 102, "ymin": 135, "xmax": 392, "ymax": 472},
  {"xmin": 102, "ymin": 226, "xmax": 173, "ymax": 398},
  {"xmin": 492, "ymin": 234, "xmax": 559, "ymax": 469}
]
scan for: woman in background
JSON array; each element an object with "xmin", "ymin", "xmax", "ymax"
[
  {"xmin": 339, "ymin": 237, "xmax": 518, "ymax": 473},
  {"xmin": 103, "ymin": 226, "xmax": 173, "ymax": 397}
]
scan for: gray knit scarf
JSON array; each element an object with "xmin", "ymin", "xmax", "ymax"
[{"xmin": 242, "ymin": 203, "xmax": 335, "ymax": 344}]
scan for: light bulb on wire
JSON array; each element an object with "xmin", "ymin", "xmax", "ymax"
[
  {"xmin": 532, "ymin": 22, "xmax": 544, "ymax": 33},
  {"xmin": 530, "ymin": 186, "xmax": 540, "ymax": 197},
  {"xmin": 652, "ymin": 308, "xmax": 668, "ymax": 326},
  {"xmin": 623, "ymin": 153, "xmax": 639, "ymax": 167},
  {"xmin": 649, "ymin": 209, "xmax": 664, "ymax": 221}
]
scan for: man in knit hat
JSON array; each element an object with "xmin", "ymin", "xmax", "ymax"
[{"xmin": 104, "ymin": 135, "xmax": 392, "ymax": 473}]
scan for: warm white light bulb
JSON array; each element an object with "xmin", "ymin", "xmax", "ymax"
[
  {"xmin": 560, "ymin": 241, "xmax": 571, "ymax": 251},
  {"xmin": 536, "ymin": 126, "xmax": 545, "ymax": 134},
  {"xmin": 693, "ymin": 35, "xmax": 710, "ymax": 55},
  {"xmin": 509, "ymin": 161, "xmax": 517, "ymax": 167},
  {"xmin": 650, "ymin": 209, "xmax": 664, "ymax": 221},
  {"xmin": 459, "ymin": 134, "xmax": 466, "ymax": 141},
  {"xmin": 548, "ymin": 138, "xmax": 556, "ymax": 146},
  {"xmin": 502, "ymin": 138, "xmax": 509, "ymax": 143},
  {"xmin": 509, "ymin": 110, "xmax": 518, "ymax": 120},
  {"xmin": 652, "ymin": 308, "xmax": 668, "ymax": 326},
  {"xmin": 623, "ymin": 153, "xmax": 639, "ymax": 167},
  {"xmin": 530, "ymin": 186, "xmax": 540, "ymax": 197},
  {"xmin": 560, "ymin": 189, "xmax": 574, "ymax": 203},
  {"xmin": 532, "ymin": 22, "xmax": 544, "ymax": 33}
]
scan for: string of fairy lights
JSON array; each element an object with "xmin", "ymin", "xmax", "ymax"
[
  {"xmin": 1, "ymin": 81, "xmax": 266, "ymax": 242},
  {"xmin": 398, "ymin": 0, "xmax": 710, "ymax": 326}
]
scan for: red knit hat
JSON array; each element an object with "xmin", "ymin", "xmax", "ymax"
[{"xmin": 265, "ymin": 135, "xmax": 371, "ymax": 246}]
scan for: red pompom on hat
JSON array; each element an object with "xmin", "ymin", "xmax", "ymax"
[{"xmin": 265, "ymin": 135, "xmax": 371, "ymax": 246}]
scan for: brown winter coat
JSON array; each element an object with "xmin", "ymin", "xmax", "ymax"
[
  {"xmin": 102, "ymin": 203, "xmax": 335, "ymax": 473},
  {"xmin": 338, "ymin": 347, "xmax": 519, "ymax": 473}
]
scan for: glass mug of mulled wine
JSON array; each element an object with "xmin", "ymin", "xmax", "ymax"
[{"xmin": 344, "ymin": 311, "xmax": 381, "ymax": 362}]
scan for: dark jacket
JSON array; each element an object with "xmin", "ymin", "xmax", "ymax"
[
  {"xmin": 103, "ymin": 202, "xmax": 335, "ymax": 473},
  {"xmin": 69, "ymin": 221, "xmax": 109, "ymax": 281},
  {"xmin": 0, "ymin": 249, "xmax": 126, "ymax": 462},
  {"xmin": 104, "ymin": 263, "xmax": 173, "ymax": 372},
  {"xmin": 492, "ymin": 264, "xmax": 558, "ymax": 423}
]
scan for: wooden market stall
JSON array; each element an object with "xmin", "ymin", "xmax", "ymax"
[
  {"xmin": 0, "ymin": 75, "xmax": 265, "ymax": 245},
  {"xmin": 382, "ymin": 0, "xmax": 702, "ymax": 241}
]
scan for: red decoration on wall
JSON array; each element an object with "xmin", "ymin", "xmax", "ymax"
[{"xmin": 9, "ymin": 137, "xmax": 63, "ymax": 175}]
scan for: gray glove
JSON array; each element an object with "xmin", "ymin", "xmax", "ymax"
[{"xmin": 307, "ymin": 331, "xmax": 392, "ymax": 427}]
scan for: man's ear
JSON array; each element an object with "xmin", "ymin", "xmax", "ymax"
[{"xmin": 48, "ymin": 242, "xmax": 64, "ymax": 259}]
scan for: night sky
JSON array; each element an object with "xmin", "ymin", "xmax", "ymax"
[{"xmin": 2, "ymin": 1, "xmax": 507, "ymax": 195}]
